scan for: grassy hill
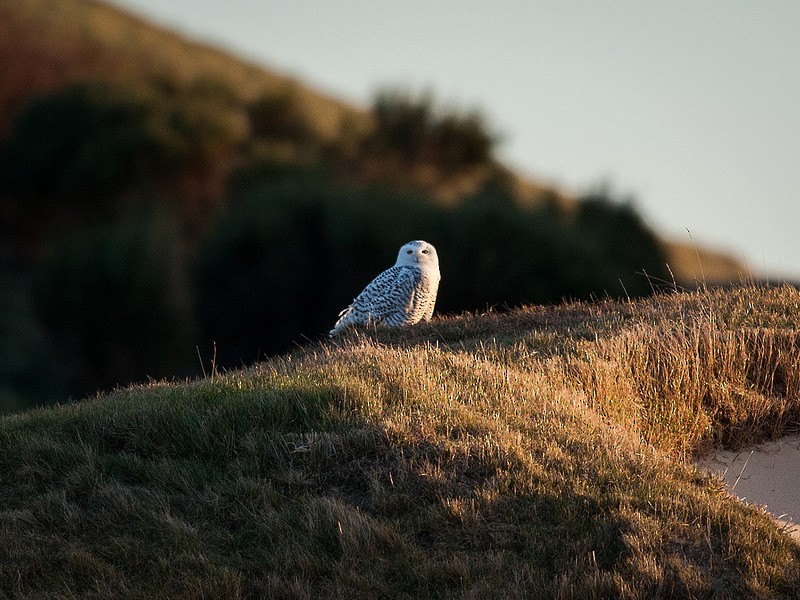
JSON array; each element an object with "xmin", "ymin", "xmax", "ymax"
[{"xmin": 1, "ymin": 285, "xmax": 799, "ymax": 599}]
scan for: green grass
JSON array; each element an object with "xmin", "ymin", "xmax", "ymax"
[{"xmin": 2, "ymin": 285, "xmax": 800, "ymax": 598}]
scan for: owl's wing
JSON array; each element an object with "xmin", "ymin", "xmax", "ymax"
[
  {"xmin": 331, "ymin": 266, "xmax": 423, "ymax": 335},
  {"xmin": 356, "ymin": 266, "xmax": 421, "ymax": 323}
]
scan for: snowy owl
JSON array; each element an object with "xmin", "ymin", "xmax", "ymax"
[{"xmin": 330, "ymin": 240, "xmax": 440, "ymax": 335}]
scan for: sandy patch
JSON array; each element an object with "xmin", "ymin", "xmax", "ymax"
[{"xmin": 697, "ymin": 435, "xmax": 800, "ymax": 542}]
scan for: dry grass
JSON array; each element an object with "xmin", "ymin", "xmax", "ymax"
[
  {"xmin": 1, "ymin": 285, "xmax": 799, "ymax": 598},
  {"xmin": 373, "ymin": 284, "xmax": 800, "ymax": 455}
]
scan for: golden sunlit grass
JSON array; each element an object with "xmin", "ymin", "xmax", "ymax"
[{"xmin": 1, "ymin": 285, "xmax": 799, "ymax": 598}]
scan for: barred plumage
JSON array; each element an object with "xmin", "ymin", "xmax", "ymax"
[{"xmin": 330, "ymin": 240, "xmax": 440, "ymax": 335}]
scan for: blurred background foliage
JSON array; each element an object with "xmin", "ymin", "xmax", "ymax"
[{"xmin": 0, "ymin": 74, "xmax": 669, "ymax": 413}]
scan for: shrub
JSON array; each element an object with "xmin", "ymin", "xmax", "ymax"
[
  {"xmin": 33, "ymin": 211, "xmax": 195, "ymax": 398},
  {"xmin": 0, "ymin": 269, "xmax": 66, "ymax": 412},
  {"xmin": 0, "ymin": 80, "xmax": 247, "ymax": 237},
  {"xmin": 194, "ymin": 176, "xmax": 438, "ymax": 364},
  {"xmin": 575, "ymin": 192, "xmax": 669, "ymax": 296},
  {"xmin": 0, "ymin": 84, "xmax": 161, "ymax": 209},
  {"xmin": 195, "ymin": 175, "xmax": 670, "ymax": 370},
  {"xmin": 370, "ymin": 88, "xmax": 498, "ymax": 168},
  {"xmin": 248, "ymin": 87, "xmax": 313, "ymax": 143}
]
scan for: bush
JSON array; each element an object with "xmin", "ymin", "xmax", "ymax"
[
  {"xmin": 0, "ymin": 80, "xmax": 247, "ymax": 237},
  {"xmin": 370, "ymin": 88, "xmax": 498, "ymax": 168},
  {"xmin": 0, "ymin": 269, "xmax": 67, "ymax": 412},
  {"xmin": 33, "ymin": 211, "xmax": 195, "ymax": 398},
  {"xmin": 433, "ymin": 184, "xmax": 668, "ymax": 310},
  {"xmin": 194, "ymin": 176, "xmax": 438, "ymax": 364},
  {"xmin": 0, "ymin": 84, "xmax": 161, "ymax": 209},
  {"xmin": 248, "ymin": 87, "xmax": 313, "ymax": 143},
  {"xmin": 194, "ymin": 175, "xmax": 669, "ymax": 369},
  {"xmin": 574, "ymin": 193, "xmax": 669, "ymax": 296}
]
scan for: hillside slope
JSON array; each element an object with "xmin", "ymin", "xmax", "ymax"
[
  {"xmin": 0, "ymin": 0, "xmax": 358, "ymax": 139},
  {"xmin": 1, "ymin": 286, "xmax": 799, "ymax": 599}
]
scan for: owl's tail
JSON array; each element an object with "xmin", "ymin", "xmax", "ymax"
[{"xmin": 329, "ymin": 306, "xmax": 355, "ymax": 336}]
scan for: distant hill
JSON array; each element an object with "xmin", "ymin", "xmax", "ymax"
[
  {"xmin": 0, "ymin": 0, "xmax": 553, "ymax": 207},
  {"xmin": 0, "ymin": 0, "xmax": 354, "ymax": 138},
  {"xmin": 663, "ymin": 240, "xmax": 752, "ymax": 288},
  {"xmin": 0, "ymin": 0, "xmax": 750, "ymax": 286}
]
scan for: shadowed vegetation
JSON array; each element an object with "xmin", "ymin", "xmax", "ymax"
[
  {"xmin": 369, "ymin": 88, "xmax": 498, "ymax": 169},
  {"xmin": 1, "ymin": 286, "xmax": 799, "ymax": 598},
  {"xmin": 194, "ymin": 177, "xmax": 669, "ymax": 368}
]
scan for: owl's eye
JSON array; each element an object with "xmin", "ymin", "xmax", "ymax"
[
  {"xmin": 422, "ymin": 249, "xmax": 429, "ymax": 254},
  {"xmin": 406, "ymin": 250, "xmax": 413, "ymax": 254}
]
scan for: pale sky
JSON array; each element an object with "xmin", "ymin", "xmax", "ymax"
[{"xmin": 113, "ymin": 0, "xmax": 800, "ymax": 281}]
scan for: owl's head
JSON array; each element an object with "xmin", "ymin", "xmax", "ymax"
[{"xmin": 395, "ymin": 240, "xmax": 439, "ymax": 269}]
